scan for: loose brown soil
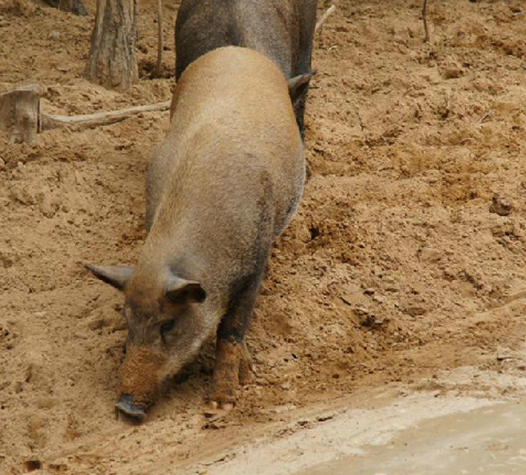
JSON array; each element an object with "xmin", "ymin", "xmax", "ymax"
[{"xmin": 1, "ymin": 0, "xmax": 526, "ymax": 473}]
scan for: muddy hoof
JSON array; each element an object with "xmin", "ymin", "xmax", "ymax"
[
  {"xmin": 203, "ymin": 400, "xmax": 234, "ymax": 419},
  {"xmin": 115, "ymin": 394, "xmax": 146, "ymax": 421}
]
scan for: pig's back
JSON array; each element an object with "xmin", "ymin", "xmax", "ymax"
[{"xmin": 147, "ymin": 47, "xmax": 304, "ymax": 281}]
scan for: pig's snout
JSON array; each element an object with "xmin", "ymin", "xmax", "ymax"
[
  {"xmin": 118, "ymin": 345, "xmax": 166, "ymax": 419},
  {"xmin": 115, "ymin": 394, "xmax": 146, "ymax": 420}
]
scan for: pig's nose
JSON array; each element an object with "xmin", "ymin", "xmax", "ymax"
[{"xmin": 115, "ymin": 394, "xmax": 146, "ymax": 420}]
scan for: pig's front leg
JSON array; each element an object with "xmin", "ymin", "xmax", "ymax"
[
  {"xmin": 210, "ymin": 339, "xmax": 242, "ymax": 410},
  {"xmin": 210, "ymin": 269, "xmax": 264, "ymax": 410}
]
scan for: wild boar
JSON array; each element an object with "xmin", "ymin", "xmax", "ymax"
[
  {"xmin": 174, "ymin": 0, "xmax": 318, "ymax": 137},
  {"xmin": 87, "ymin": 46, "xmax": 311, "ymax": 419}
]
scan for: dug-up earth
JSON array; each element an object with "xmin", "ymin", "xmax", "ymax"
[{"xmin": 1, "ymin": 0, "xmax": 526, "ymax": 474}]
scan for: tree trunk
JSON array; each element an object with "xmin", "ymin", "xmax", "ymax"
[
  {"xmin": 85, "ymin": 0, "xmax": 139, "ymax": 91},
  {"xmin": 0, "ymin": 85, "xmax": 41, "ymax": 144}
]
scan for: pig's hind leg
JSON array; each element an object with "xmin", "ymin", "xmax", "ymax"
[{"xmin": 210, "ymin": 267, "xmax": 265, "ymax": 409}]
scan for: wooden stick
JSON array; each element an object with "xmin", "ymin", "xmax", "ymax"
[
  {"xmin": 41, "ymin": 100, "xmax": 171, "ymax": 131},
  {"xmin": 155, "ymin": 0, "xmax": 163, "ymax": 77},
  {"xmin": 1, "ymin": 84, "xmax": 170, "ymax": 139},
  {"xmin": 315, "ymin": 5, "xmax": 336, "ymax": 32},
  {"xmin": 478, "ymin": 110, "xmax": 492, "ymax": 124},
  {"xmin": 422, "ymin": 0, "xmax": 430, "ymax": 43}
]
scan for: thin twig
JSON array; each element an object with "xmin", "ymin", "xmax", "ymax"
[
  {"xmin": 315, "ymin": 5, "xmax": 336, "ymax": 32},
  {"xmin": 422, "ymin": 0, "xmax": 430, "ymax": 43},
  {"xmin": 443, "ymin": 89, "xmax": 451, "ymax": 119},
  {"xmin": 478, "ymin": 110, "xmax": 492, "ymax": 124},
  {"xmin": 155, "ymin": 0, "xmax": 163, "ymax": 77}
]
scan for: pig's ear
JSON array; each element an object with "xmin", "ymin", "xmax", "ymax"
[
  {"xmin": 86, "ymin": 264, "xmax": 133, "ymax": 291},
  {"xmin": 287, "ymin": 71, "xmax": 315, "ymax": 106},
  {"xmin": 165, "ymin": 277, "xmax": 207, "ymax": 304}
]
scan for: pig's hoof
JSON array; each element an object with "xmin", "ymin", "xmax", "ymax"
[
  {"xmin": 203, "ymin": 400, "xmax": 234, "ymax": 418},
  {"xmin": 115, "ymin": 394, "xmax": 146, "ymax": 421},
  {"xmin": 211, "ymin": 400, "xmax": 234, "ymax": 412}
]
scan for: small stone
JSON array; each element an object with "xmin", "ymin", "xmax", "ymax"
[
  {"xmin": 406, "ymin": 306, "xmax": 427, "ymax": 317},
  {"xmin": 360, "ymin": 313, "xmax": 387, "ymax": 328},
  {"xmin": 39, "ymin": 198, "xmax": 59, "ymax": 218},
  {"xmin": 24, "ymin": 458, "xmax": 42, "ymax": 472},
  {"xmin": 88, "ymin": 317, "xmax": 104, "ymax": 331},
  {"xmin": 443, "ymin": 67, "xmax": 463, "ymax": 79},
  {"xmin": 48, "ymin": 30, "xmax": 60, "ymax": 39},
  {"xmin": 419, "ymin": 247, "xmax": 442, "ymax": 263},
  {"xmin": 489, "ymin": 194, "xmax": 512, "ymax": 216},
  {"xmin": 9, "ymin": 187, "xmax": 33, "ymax": 205},
  {"xmin": 296, "ymin": 225, "xmax": 311, "ymax": 243},
  {"xmin": 340, "ymin": 286, "xmax": 367, "ymax": 308},
  {"xmin": 458, "ymin": 281, "xmax": 476, "ymax": 298},
  {"xmin": 0, "ymin": 251, "xmax": 14, "ymax": 268}
]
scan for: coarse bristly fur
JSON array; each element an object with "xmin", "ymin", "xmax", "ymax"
[
  {"xmin": 87, "ymin": 46, "xmax": 306, "ymax": 415},
  {"xmin": 175, "ymin": 0, "xmax": 318, "ymax": 137}
]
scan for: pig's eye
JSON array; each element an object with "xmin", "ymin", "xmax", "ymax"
[{"xmin": 160, "ymin": 319, "xmax": 176, "ymax": 339}]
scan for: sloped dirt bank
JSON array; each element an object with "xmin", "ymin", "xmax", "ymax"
[{"xmin": 1, "ymin": 0, "xmax": 526, "ymax": 473}]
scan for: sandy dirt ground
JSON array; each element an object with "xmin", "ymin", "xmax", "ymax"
[
  {"xmin": 203, "ymin": 344, "xmax": 526, "ymax": 475},
  {"xmin": 1, "ymin": 0, "xmax": 526, "ymax": 473}
]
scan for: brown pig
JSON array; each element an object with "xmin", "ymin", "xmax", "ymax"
[{"xmin": 87, "ymin": 46, "xmax": 311, "ymax": 419}]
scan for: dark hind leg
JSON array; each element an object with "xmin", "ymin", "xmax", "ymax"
[
  {"xmin": 294, "ymin": 89, "xmax": 313, "ymax": 180},
  {"xmin": 210, "ymin": 268, "xmax": 265, "ymax": 408},
  {"xmin": 294, "ymin": 89, "xmax": 308, "ymax": 141}
]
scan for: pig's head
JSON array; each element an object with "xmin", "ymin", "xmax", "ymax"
[{"xmin": 86, "ymin": 264, "xmax": 209, "ymax": 420}]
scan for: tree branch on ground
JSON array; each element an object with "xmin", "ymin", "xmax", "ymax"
[
  {"xmin": 423, "ymin": 0, "xmax": 430, "ymax": 43},
  {"xmin": 41, "ymin": 101, "xmax": 171, "ymax": 131},
  {"xmin": 0, "ymin": 85, "xmax": 170, "ymax": 143}
]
